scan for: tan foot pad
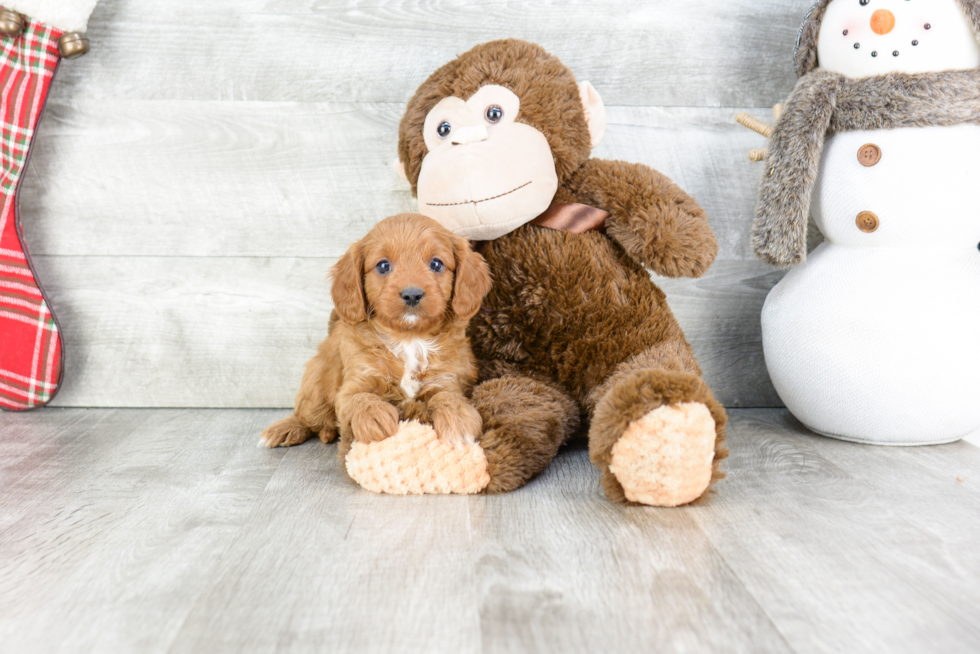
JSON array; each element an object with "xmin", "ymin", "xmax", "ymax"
[
  {"xmin": 609, "ymin": 402, "xmax": 716, "ymax": 507},
  {"xmin": 345, "ymin": 420, "xmax": 490, "ymax": 495}
]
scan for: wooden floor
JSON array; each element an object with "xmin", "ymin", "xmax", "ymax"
[{"xmin": 1, "ymin": 408, "xmax": 978, "ymax": 654}]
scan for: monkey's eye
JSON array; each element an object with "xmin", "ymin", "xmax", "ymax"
[
  {"xmin": 485, "ymin": 105, "xmax": 503, "ymax": 123},
  {"xmin": 437, "ymin": 121, "xmax": 451, "ymax": 138},
  {"xmin": 429, "ymin": 258, "xmax": 445, "ymax": 273},
  {"xmin": 376, "ymin": 260, "xmax": 391, "ymax": 275}
]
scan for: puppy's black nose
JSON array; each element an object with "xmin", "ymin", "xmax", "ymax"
[{"xmin": 401, "ymin": 288, "xmax": 424, "ymax": 307}]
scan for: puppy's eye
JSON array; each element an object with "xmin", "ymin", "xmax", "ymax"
[
  {"xmin": 429, "ymin": 258, "xmax": 444, "ymax": 273},
  {"xmin": 485, "ymin": 105, "xmax": 503, "ymax": 123},
  {"xmin": 376, "ymin": 260, "xmax": 391, "ymax": 275},
  {"xmin": 437, "ymin": 121, "xmax": 451, "ymax": 138}
]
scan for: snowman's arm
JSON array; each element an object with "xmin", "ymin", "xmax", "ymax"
[{"xmin": 565, "ymin": 157, "xmax": 718, "ymax": 279}]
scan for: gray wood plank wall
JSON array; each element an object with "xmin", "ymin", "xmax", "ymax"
[{"xmin": 19, "ymin": 0, "xmax": 816, "ymax": 408}]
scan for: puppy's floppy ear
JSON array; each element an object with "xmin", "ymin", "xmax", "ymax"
[
  {"xmin": 451, "ymin": 236, "xmax": 492, "ymax": 321},
  {"xmin": 331, "ymin": 241, "xmax": 368, "ymax": 324}
]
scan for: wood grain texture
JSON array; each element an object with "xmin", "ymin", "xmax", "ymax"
[
  {"xmin": 693, "ymin": 411, "xmax": 980, "ymax": 654},
  {"xmin": 21, "ymin": 102, "xmax": 774, "ymax": 259},
  {"xmin": 0, "ymin": 409, "xmax": 288, "ymax": 653},
  {"xmin": 168, "ymin": 430, "xmax": 483, "ymax": 654},
  {"xmin": 33, "ymin": 256, "xmax": 339, "ymax": 408},
  {"xmin": 59, "ymin": 0, "xmax": 811, "ymax": 107},
  {"xmin": 469, "ymin": 445, "xmax": 791, "ymax": 654},
  {"xmin": 30, "ymin": 256, "xmax": 780, "ymax": 408},
  {"xmin": 1, "ymin": 408, "xmax": 978, "ymax": 653}
]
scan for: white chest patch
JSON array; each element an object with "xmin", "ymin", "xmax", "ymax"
[{"xmin": 385, "ymin": 337, "xmax": 437, "ymax": 400}]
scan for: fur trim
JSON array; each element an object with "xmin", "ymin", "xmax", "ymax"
[
  {"xmin": 4, "ymin": 0, "xmax": 99, "ymax": 33},
  {"xmin": 754, "ymin": 68, "xmax": 980, "ymax": 266},
  {"xmin": 794, "ymin": 0, "xmax": 980, "ymax": 77}
]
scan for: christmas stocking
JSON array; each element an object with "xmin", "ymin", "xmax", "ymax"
[{"xmin": 0, "ymin": 1, "xmax": 95, "ymax": 410}]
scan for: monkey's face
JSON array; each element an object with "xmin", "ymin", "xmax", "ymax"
[{"xmin": 416, "ymin": 85, "xmax": 560, "ymax": 241}]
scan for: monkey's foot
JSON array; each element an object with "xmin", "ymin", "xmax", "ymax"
[
  {"xmin": 345, "ymin": 420, "xmax": 489, "ymax": 495},
  {"xmin": 608, "ymin": 403, "xmax": 716, "ymax": 507},
  {"xmin": 590, "ymin": 368, "xmax": 727, "ymax": 506}
]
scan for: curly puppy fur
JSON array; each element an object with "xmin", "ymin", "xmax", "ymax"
[
  {"xmin": 399, "ymin": 40, "xmax": 727, "ymax": 503},
  {"xmin": 755, "ymin": 68, "xmax": 980, "ymax": 266},
  {"xmin": 260, "ymin": 214, "xmax": 492, "ymax": 466}
]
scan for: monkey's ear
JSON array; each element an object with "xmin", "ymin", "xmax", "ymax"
[
  {"xmin": 451, "ymin": 236, "xmax": 492, "ymax": 321},
  {"xmin": 330, "ymin": 242, "xmax": 368, "ymax": 325},
  {"xmin": 393, "ymin": 158, "xmax": 408, "ymax": 182},
  {"xmin": 579, "ymin": 81, "xmax": 606, "ymax": 149}
]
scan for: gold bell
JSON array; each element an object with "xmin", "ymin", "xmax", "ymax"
[
  {"xmin": 0, "ymin": 9, "xmax": 25, "ymax": 39},
  {"xmin": 58, "ymin": 32, "xmax": 89, "ymax": 59}
]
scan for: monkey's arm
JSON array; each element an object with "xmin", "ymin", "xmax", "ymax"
[{"xmin": 564, "ymin": 158, "xmax": 718, "ymax": 279}]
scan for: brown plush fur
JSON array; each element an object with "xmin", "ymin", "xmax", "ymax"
[
  {"xmin": 472, "ymin": 375, "xmax": 581, "ymax": 493},
  {"xmin": 398, "ymin": 40, "xmax": 727, "ymax": 503},
  {"xmin": 794, "ymin": 0, "xmax": 980, "ymax": 77},
  {"xmin": 261, "ymin": 214, "xmax": 492, "ymax": 465},
  {"xmin": 399, "ymin": 39, "xmax": 593, "ymax": 195},
  {"xmin": 755, "ymin": 68, "xmax": 980, "ymax": 266}
]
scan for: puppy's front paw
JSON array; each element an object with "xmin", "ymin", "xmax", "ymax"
[
  {"xmin": 351, "ymin": 402, "xmax": 399, "ymax": 443},
  {"xmin": 259, "ymin": 416, "xmax": 313, "ymax": 448},
  {"xmin": 433, "ymin": 401, "xmax": 482, "ymax": 446}
]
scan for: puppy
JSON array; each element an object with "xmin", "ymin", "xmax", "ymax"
[{"xmin": 260, "ymin": 213, "xmax": 492, "ymax": 459}]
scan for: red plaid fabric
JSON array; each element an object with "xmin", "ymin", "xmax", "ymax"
[{"xmin": 0, "ymin": 18, "xmax": 63, "ymax": 411}]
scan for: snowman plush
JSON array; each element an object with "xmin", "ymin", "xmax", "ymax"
[{"xmin": 752, "ymin": 0, "xmax": 980, "ymax": 445}]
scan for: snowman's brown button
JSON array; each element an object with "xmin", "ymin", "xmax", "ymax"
[
  {"xmin": 858, "ymin": 144, "xmax": 882, "ymax": 167},
  {"xmin": 856, "ymin": 211, "xmax": 880, "ymax": 233}
]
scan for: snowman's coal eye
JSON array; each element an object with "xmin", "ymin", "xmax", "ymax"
[{"xmin": 860, "ymin": 0, "xmax": 870, "ymax": 5}]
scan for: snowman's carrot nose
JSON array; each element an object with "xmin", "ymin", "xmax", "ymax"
[{"xmin": 871, "ymin": 9, "xmax": 896, "ymax": 35}]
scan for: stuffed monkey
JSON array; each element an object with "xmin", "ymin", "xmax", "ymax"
[{"xmin": 379, "ymin": 39, "xmax": 727, "ymax": 506}]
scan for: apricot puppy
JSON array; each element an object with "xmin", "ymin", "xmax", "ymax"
[{"xmin": 260, "ymin": 213, "xmax": 492, "ymax": 459}]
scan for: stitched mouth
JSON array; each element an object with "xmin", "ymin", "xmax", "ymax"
[{"xmin": 426, "ymin": 181, "xmax": 532, "ymax": 207}]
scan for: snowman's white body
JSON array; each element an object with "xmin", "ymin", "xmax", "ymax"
[
  {"xmin": 762, "ymin": 125, "xmax": 980, "ymax": 444},
  {"xmin": 762, "ymin": 0, "xmax": 980, "ymax": 444}
]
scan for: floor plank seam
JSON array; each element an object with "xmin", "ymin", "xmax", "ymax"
[{"xmin": 163, "ymin": 420, "xmax": 290, "ymax": 654}]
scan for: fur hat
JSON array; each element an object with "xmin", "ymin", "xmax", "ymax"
[{"xmin": 793, "ymin": 0, "xmax": 980, "ymax": 77}]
